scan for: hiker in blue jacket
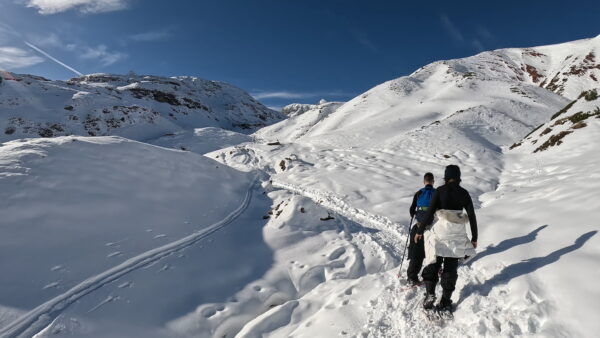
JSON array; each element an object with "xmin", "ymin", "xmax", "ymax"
[{"xmin": 407, "ymin": 172, "xmax": 435, "ymax": 285}]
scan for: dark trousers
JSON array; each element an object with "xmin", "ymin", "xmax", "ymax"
[
  {"xmin": 406, "ymin": 224, "xmax": 425, "ymax": 282},
  {"xmin": 421, "ymin": 256, "xmax": 459, "ymax": 299}
]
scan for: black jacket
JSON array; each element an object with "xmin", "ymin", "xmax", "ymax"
[
  {"xmin": 417, "ymin": 181, "xmax": 478, "ymax": 242},
  {"xmin": 409, "ymin": 184, "xmax": 434, "ymax": 218}
]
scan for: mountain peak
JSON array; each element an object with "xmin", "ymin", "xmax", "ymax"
[{"xmin": 0, "ymin": 72, "xmax": 283, "ymax": 142}]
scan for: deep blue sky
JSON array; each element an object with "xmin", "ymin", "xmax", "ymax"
[{"xmin": 0, "ymin": 0, "xmax": 599, "ymax": 109}]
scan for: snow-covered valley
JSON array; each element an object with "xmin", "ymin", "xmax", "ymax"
[{"xmin": 1, "ymin": 35, "xmax": 599, "ymax": 337}]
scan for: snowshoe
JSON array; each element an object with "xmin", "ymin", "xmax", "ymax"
[
  {"xmin": 435, "ymin": 298, "xmax": 454, "ymax": 320},
  {"xmin": 400, "ymin": 279, "xmax": 423, "ymax": 291},
  {"xmin": 423, "ymin": 293, "xmax": 436, "ymax": 310}
]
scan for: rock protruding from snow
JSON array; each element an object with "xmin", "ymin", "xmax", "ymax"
[
  {"xmin": 0, "ymin": 73, "xmax": 283, "ymax": 143},
  {"xmin": 510, "ymin": 88, "xmax": 600, "ymax": 152}
]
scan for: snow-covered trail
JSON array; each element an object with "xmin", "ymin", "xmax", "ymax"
[
  {"xmin": 0, "ymin": 177, "xmax": 259, "ymax": 338},
  {"xmin": 245, "ymin": 182, "xmax": 552, "ymax": 338},
  {"xmin": 271, "ymin": 180, "xmax": 408, "ymax": 263}
]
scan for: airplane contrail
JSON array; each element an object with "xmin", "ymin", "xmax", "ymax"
[{"xmin": 24, "ymin": 41, "xmax": 84, "ymax": 76}]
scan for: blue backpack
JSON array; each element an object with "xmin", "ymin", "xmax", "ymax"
[{"xmin": 416, "ymin": 186, "xmax": 434, "ymax": 208}]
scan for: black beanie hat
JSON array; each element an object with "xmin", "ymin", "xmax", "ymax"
[{"xmin": 444, "ymin": 165, "xmax": 461, "ymax": 181}]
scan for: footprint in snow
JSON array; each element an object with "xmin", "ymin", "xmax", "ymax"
[
  {"xmin": 201, "ymin": 307, "xmax": 217, "ymax": 318},
  {"xmin": 107, "ymin": 251, "xmax": 123, "ymax": 258},
  {"xmin": 88, "ymin": 295, "xmax": 120, "ymax": 313},
  {"xmin": 328, "ymin": 247, "xmax": 346, "ymax": 260},
  {"xmin": 43, "ymin": 281, "xmax": 60, "ymax": 290},
  {"xmin": 118, "ymin": 282, "xmax": 133, "ymax": 289},
  {"xmin": 50, "ymin": 265, "xmax": 63, "ymax": 272}
]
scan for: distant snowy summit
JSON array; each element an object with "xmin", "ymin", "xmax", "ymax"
[
  {"xmin": 417, "ymin": 33, "xmax": 600, "ymax": 99},
  {"xmin": 281, "ymin": 99, "xmax": 331, "ymax": 116},
  {"xmin": 0, "ymin": 73, "xmax": 283, "ymax": 142},
  {"xmin": 288, "ymin": 34, "xmax": 600, "ymax": 144}
]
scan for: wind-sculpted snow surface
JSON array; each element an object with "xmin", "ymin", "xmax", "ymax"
[
  {"xmin": 167, "ymin": 189, "xmax": 404, "ymax": 338},
  {"xmin": 1, "ymin": 176, "xmax": 258, "ymax": 338},
  {"xmin": 0, "ymin": 136, "xmax": 265, "ymax": 336}
]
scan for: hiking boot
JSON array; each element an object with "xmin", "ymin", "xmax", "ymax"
[
  {"xmin": 423, "ymin": 293, "xmax": 436, "ymax": 310},
  {"xmin": 436, "ymin": 297, "xmax": 453, "ymax": 312}
]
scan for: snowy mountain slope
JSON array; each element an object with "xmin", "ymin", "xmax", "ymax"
[
  {"xmin": 149, "ymin": 127, "xmax": 253, "ymax": 154},
  {"xmin": 0, "ymin": 72, "xmax": 283, "ymax": 143},
  {"xmin": 215, "ymin": 36, "xmax": 600, "ymax": 222},
  {"xmin": 0, "ymin": 136, "xmax": 259, "ymax": 336},
  {"xmin": 296, "ymin": 35, "xmax": 600, "ymax": 142},
  {"xmin": 256, "ymin": 101, "xmax": 344, "ymax": 143},
  {"xmin": 2, "ymin": 36, "xmax": 600, "ymax": 338},
  {"xmin": 201, "ymin": 37, "xmax": 600, "ymax": 337},
  {"xmin": 280, "ymin": 99, "xmax": 332, "ymax": 116},
  {"xmin": 215, "ymin": 55, "xmax": 571, "ymax": 223},
  {"xmin": 467, "ymin": 91, "xmax": 600, "ymax": 336},
  {"xmin": 510, "ymin": 88, "xmax": 600, "ymax": 152},
  {"xmin": 0, "ymin": 136, "xmax": 409, "ymax": 338}
]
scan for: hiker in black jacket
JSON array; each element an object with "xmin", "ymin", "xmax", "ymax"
[
  {"xmin": 415, "ymin": 165, "xmax": 478, "ymax": 312},
  {"xmin": 406, "ymin": 172, "xmax": 435, "ymax": 285}
]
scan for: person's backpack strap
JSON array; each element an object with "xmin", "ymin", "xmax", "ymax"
[{"xmin": 416, "ymin": 186, "xmax": 434, "ymax": 210}]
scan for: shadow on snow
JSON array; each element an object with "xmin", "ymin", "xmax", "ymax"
[
  {"xmin": 467, "ymin": 224, "xmax": 549, "ymax": 266},
  {"xmin": 459, "ymin": 230, "xmax": 597, "ymax": 303}
]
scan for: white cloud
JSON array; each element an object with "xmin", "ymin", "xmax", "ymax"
[
  {"xmin": 80, "ymin": 44, "xmax": 127, "ymax": 66},
  {"xmin": 252, "ymin": 91, "xmax": 309, "ymax": 100},
  {"xmin": 251, "ymin": 90, "xmax": 353, "ymax": 101},
  {"xmin": 25, "ymin": 0, "xmax": 129, "ymax": 14},
  {"xmin": 476, "ymin": 26, "xmax": 493, "ymax": 40},
  {"xmin": 353, "ymin": 30, "xmax": 378, "ymax": 53},
  {"xmin": 472, "ymin": 39, "xmax": 485, "ymax": 52},
  {"xmin": 440, "ymin": 14, "xmax": 464, "ymax": 42},
  {"xmin": 128, "ymin": 29, "xmax": 171, "ymax": 42},
  {"xmin": 0, "ymin": 46, "xmax": 45, "ymax": 69},
  {"xmin": 267, "ymin": 106, "xmax": 283, "ymax": 112}
]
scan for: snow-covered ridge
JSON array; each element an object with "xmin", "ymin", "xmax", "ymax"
[
  {"xmin": 297, "ymin": 36, "xmax": 600, "ymax": 142},
  {"xmin": 281, "ymin": 99, "xmax": 332, "ymax": 117},
  {"xmin": 258, "ymin": 100, "xmax": 345, "ymax": 143},
  {"xmin": 414, "ymin": 34, "xmax": 600, "ymax": 99},
  {"xmin": 0, "ymin": 72, "xmax": 283, "ymax": 143}
]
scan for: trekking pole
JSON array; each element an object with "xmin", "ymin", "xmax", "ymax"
[{"xmin": 397, "ymin": 215, "xmax": 415, "ymax": 278}]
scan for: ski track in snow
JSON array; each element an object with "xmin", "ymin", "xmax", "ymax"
[{"xmin": 0, "ymin": 177, "xmax": 258, "ymax": 338}]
